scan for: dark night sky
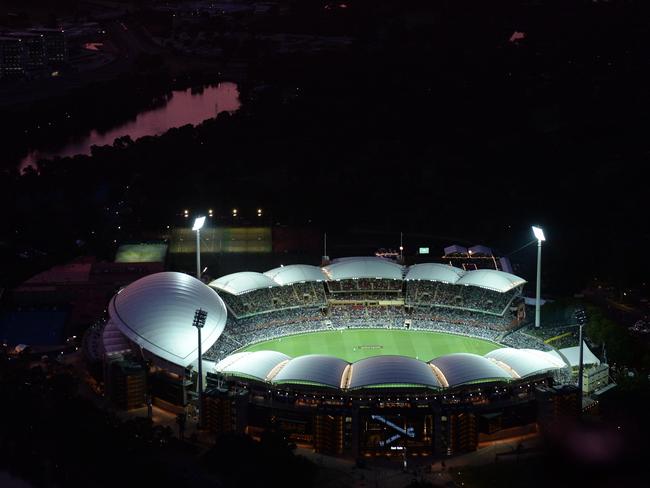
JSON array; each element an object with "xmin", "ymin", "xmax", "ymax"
[{"xmin": 1, "ymin": 0, "xmax": 648, "ymax": 295}]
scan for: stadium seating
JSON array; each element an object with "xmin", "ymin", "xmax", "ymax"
[
  {"xmin": 204, "ymin": 270, "xmax": 526, "ymax": 363},
  {"xmin": 405, "ymin": 281, "xmax": 518, "ymax": 315},
  {"xmin": 203, "ymin": 300, "xmax": 526, "ymax": 363},
  {"xmin": 218, "ymin": 282, "xmax": 327, "ymax": 318}
]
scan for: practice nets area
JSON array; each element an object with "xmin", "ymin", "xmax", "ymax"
[{"xmin": 238, "ymin": 329, "xmax": 501, "ymax": 363}]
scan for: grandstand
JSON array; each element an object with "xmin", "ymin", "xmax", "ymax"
[
  {"xmin": 208, "ymin": 258, "xmax": 524, "ymax": 328},
  {"xmin": 210, "ymin": 267, "xmax": 328, "ymax": 317},
  {"xmin": 196, "ymin": 258, "xmax": 529, "ymax": 367}
]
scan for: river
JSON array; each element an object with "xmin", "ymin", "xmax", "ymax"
[{"xmin": 19, "ymin": 82, "xmax": 240, "ymax": 173}]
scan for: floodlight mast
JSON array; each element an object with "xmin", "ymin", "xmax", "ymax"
[
  {"xmin": 576, "ymin": 310, "xmax": 586, "ymax": 415},
  {"xmin": 193, "ymin": 308, "xmax": 208, "ymax": 429},
  {"xmin": 193, "ymin": 216, "xmax": 206, "ymax": 280},
  {"xmin": 532, "ymin": 226, "xmax": 545, "ymax": 328},
  {"xmin": 577, "ymin": 323, "xmax": 584, "ymax": 401}
]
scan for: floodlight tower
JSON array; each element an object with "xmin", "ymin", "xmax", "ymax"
[
  {"xmin": 193, "ymin": 216, "xmax": 206, "ymax": 280},
  {"xmin": 576, "ymin": 308, "xmax": 587, "ymax": 409},
  {"xmin": 192, "ymin": 308, "xmax": 208, "ymax": 429},
  {"xmin": 532, "ymin": 226, "xmax": 546, "ymax": 328}
]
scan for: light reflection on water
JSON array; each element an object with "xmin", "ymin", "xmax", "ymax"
[{"xmin": 20, "ymin": 82, "xmax": 240, "ymax": 173}]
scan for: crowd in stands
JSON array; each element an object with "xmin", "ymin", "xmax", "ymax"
[
  {"xmin": 203, "ymin": 301, "xmax": 523, "ymax": 363},
  {"xmin": 203, "ymin": 308, "xmax": 509, "ymax": 363},
  {"xmin": 409, "ymin": 307, "xmax": 514, "ymax": 330},
  {"xmin": 405, "ymin": 281, "xmax": 517, "ymax": 315},
  {"xmin": 500, "ymin": 329, "xmax": 553, "ymax": 351},
  {"xmin": 327, "ymin": 292, "xmax": 404, "ymax": 302},
  {"xmin": 327, "ymin": 278, "xmax": 403, "ymax": 293},
  {"xmin": 201, "ymin": 275, "xmax": 527, "ymax": 363},
  {"xmin": 545, "ymin": 332, "xmax": 579, "ymax": 349},
  {"xmin": 328, "ymin": 304, "xmax": 405, "ymax": 328},
  {"xmin": 409, "ymin": 318, "xmax": 501, "ymax": 342},
  {"xmin": 217, "ymin": 278, "xmax": 519, "ymax": 321},
  {"xmin": 216, "ymin": 282, "xmax": 327, "ymax": 318},
  {"xmin": 527, "ymin": 325, "xmax": 580, "ymax": 349}
]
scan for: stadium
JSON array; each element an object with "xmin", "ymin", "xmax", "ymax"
[{"xmin": 85, "ymin": 255, "xmax": 592, "ymax": 458}]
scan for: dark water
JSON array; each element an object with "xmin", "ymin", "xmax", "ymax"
[{"xmin": 20, "ymin": 82, "xmax": 240, "ymax": 172}]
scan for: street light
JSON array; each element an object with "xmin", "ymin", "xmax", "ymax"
[
  {"xmin": 192, "ymin": 308, "xmax": 208, "ymax": 429},
  {"xmin": 532, "ymin": 226, "xmax": 546, "ymax": 328},
  {"xmin": 193, "ymin": 216, "xmax": 205, "ymax": 280}
]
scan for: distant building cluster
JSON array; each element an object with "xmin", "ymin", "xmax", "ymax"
[{"xmin": 0, "ymin": 28, "xmax": 67, "ymax": 79}]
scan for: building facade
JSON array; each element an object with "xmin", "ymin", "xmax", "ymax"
[{"xmin": 205, "ymin": 371, "xmax": 556, "ymax": 458}]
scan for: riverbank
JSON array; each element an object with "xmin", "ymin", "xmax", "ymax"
[{"xmin": 17, "ymin": 82, "xmax": 241, "ymax": 173}]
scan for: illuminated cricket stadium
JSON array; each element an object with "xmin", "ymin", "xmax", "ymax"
[{"xmin": 87, "ymin": 256, "xmax": 592, "ymax": 458}]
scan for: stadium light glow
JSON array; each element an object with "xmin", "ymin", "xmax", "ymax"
[
  {"xmin": 192, "ymin": 216, "xmax": 206, "ymax": 231},
  {"xmin": 532, "ymin": 226, "xmax": 545, "ymax": 242}
]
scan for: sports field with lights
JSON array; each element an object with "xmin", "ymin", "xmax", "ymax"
[{"xmin": 239, "ymin": 329, "xmax": 501, "ymax": 362}]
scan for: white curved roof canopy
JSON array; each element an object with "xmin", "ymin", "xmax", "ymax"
[
  {"xmin": 456, "ymin": 269, "xmax": 526, "ymax": 293},
  {"xmin": 213, "ymin": 351, "xmax": 253, "ymax": 372},
  {"xmin": 485, "ymin": 348, "xmax": 567, "ymax": 377},
  {"xmin": 405, "ymin": 263, "xmax": 466, "ymax": 283},
  {"xmin": 324, "ymin": 257, "xmax": 404, "ymax": 281},
  {"xmin": 108, "ymin": 272, "xmax": 227, "ymax": 367},
  {"xmin": 429, "ymin": 353, "xmax": 514, "ymax": 387},
  {"xmin": 272, "ymin": 354, "xmax": 349, "ymax": 388},
  {"xmin": 556, "ymin": 342, "xmax": 600, "ymax": 367},
  {"xmin": 264, "ymin": 264, "xmax": 328, "ymax": 286},
  {"xmin": 348, "ymin": 356, "xmax": 441, "ymax": 389},
  {"xmin": 213, "ymin": 346, "xmax": 573, "ymax": 390},
  {"xmin": 210, "ymin": 271, "xmax": 278, "ymax": 295},
  {"xmin": 214, "ymin": 350, "xmax": 290, "ymax": 381}
]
